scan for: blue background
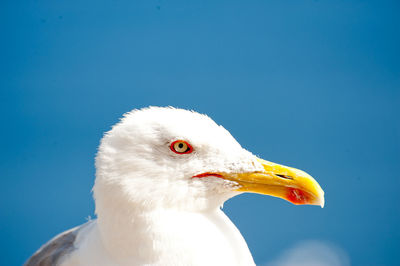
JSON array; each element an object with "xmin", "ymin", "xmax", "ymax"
[{"xmin": 1, "ymin": 1, "xmax": 399, "ymax": 265}]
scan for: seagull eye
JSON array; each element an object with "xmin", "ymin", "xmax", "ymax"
[{"xmin": 170, "ymin": 140, "xmax": 193, "ymax": 154}]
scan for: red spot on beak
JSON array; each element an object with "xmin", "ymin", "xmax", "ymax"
[
  {"xmin": 192, "ymin": 173, "xmax": 224, "ymax": 179},
  {"xmin": 286, "ymin": 188, "xmax": 312, "ymax": 205}
]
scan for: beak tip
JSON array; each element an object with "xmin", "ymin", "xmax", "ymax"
[{"xmin": 318, "ymin": 194, "xmax": 325, "ymax": 208}]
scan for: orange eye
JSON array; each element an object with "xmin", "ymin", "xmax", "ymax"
[{"xmin": 170, "ymin": 140, "xmax": 193, "ymax": 154}]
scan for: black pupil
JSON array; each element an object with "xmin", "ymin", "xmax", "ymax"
[{"xmin": 178, "ymin": 143, "xmax": 184, "ymax": 149}]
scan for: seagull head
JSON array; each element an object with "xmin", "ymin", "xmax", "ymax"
[{"xmin": 93, "ymin": 107, "xmax": 324, "ymax": 213}]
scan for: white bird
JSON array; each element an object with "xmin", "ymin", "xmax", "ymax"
[{"xmin": 25, "ymin": 107, "xmax": 324, "ymax": 266}]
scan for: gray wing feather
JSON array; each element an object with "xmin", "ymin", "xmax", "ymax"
[{"xmin": 24, "ymin": 222, "xmax": 89, "ymax": 266}]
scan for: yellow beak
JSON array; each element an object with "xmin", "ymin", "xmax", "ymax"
[{"xmin": 224, "ymin": 158, "xmax": 325, "ymax": 207}]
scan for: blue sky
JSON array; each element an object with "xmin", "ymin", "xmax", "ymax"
[{"xmin": 1, "ymin": 0, "xmax": 399, "ymax": 265}]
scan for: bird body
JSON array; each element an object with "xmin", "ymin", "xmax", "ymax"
[
  {"xmin": 26, "ymin": 107, "xmax": 324, "ymax": 266},
  {"xmin": 58, "ymin": 210, "xmax": 253, "ymax": 266}
]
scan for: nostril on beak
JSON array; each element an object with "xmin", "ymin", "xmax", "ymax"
[{"xmin": 275, "ymin": 174, "xmax": 293, "ymax": 180}]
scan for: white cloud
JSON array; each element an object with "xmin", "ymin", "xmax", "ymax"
[{"xmin": 263, "ymin": 240, "xmax": 350, "ymax": 266}]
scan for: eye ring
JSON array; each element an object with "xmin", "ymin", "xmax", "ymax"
[{"xmin": 170, "ymin": 140, "xmax": 193, "ymax": 154}]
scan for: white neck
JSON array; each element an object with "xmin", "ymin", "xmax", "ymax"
[
  {"xmin": 89, "ymin": 165, "xmax": 255, "ymax": 266},
  {"xmin": 92, "ymin": 201, "xmax": 255, "ymax": 266}
]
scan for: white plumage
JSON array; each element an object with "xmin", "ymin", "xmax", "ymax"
[{"xmin": 25, "ymin": 107, "xmax": 324, "ymax": 266}]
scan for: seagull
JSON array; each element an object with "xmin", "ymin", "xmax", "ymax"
[{"xmin": 25, "ymin": 107, "xmax": 324, "ymax": 266}]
